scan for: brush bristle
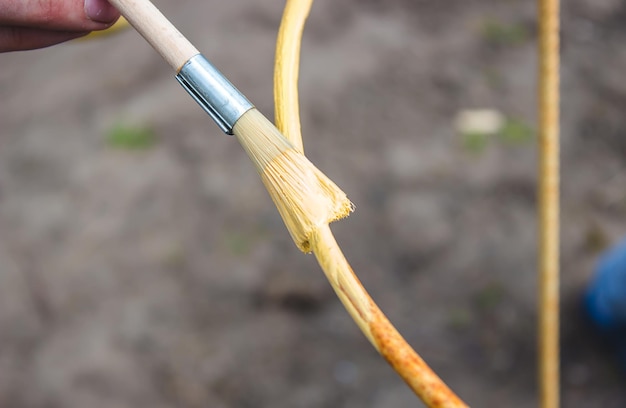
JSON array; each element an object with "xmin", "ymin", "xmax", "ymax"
[{"xmin": 233, "ymin": 108, "xmax": 353, "ymax": 252}]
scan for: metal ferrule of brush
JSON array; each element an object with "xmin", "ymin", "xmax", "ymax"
[{"xmin": 176, "ymin": 54, "xmax": 253, "ymax": 135}]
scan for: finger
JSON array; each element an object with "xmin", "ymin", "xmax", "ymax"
[
  {"xmin": 0, "ymin": 26, "xmax": 89, "ymax": 52},
  {"xmin": 0, "ymin": 0, "xmax": 120, "ymax": 31},
  {"xmin": 84, "ymin": 0, "xmax": 120, "ymax": 24}
]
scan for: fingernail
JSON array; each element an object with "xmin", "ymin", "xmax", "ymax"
[{"xmin": 85, "ymin": 0, "xmax": 119, "ymax": 23}]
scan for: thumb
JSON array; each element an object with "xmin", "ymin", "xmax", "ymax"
[{"xmin": 0, "ymin": 0, "xmax": 120, "ymax": 31}]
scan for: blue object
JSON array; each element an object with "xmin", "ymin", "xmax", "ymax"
[{"xmin": 585, "ymin": 236, "xmax": 626, "ymax": 367}]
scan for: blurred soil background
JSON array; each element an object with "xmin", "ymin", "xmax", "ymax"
[{"xmin": 2, "ymin": 0, "xmax": 626, "ymax": 406}]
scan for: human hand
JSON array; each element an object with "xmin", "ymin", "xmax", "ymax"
[{"xmin": 1, "ymin": 0, "xmax": 120, "ymax": 52}]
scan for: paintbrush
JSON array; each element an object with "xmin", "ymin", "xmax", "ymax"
[{"xmin": 106, "ymin": 0, "xmax": 352, "ymax": 251}]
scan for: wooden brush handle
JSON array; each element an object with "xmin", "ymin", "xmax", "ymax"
[{"xmin": 107, "ymin": 0, "xmax": 199, "ymax": 71}]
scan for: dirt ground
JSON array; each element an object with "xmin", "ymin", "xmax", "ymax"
[{"xmin": 2, "ymin": 0, "xmax": 626, "ymax": 407}]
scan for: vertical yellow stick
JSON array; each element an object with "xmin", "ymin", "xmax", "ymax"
[{"xmin": 537, "ymin": 0, "xmax": 560, "ymax": 407}]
